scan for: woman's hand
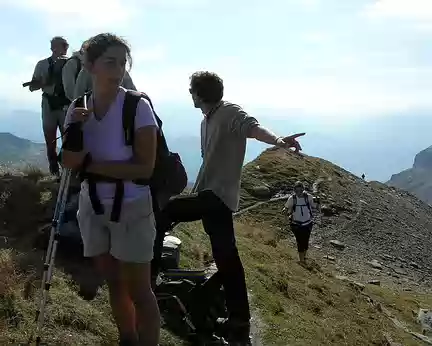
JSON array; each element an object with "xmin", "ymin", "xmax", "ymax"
[
  {"xmin": 70, "ymin": 107, "xmax": 92, "ymax": 123},
  {"xmin": 61, "ymin": 150, "xmax": 87, "ymax": 170}
]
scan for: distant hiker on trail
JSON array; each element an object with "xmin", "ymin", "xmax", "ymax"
[
  {"xmin": 26, "ymin": 36, "xmax": 70, "ymax": 176},
  {"xmin": 61, "ymin": 33, "xmax": 160, "ymax": 346},
  {"xmin": 284, "ymin": 181, "xmax": 318, "ymax": 265},
  {"xmin": 151, "ymin": 71, "xmax": 306, "ymax": 345},
  {"xmin": 62, "ymin": 40, "xmax": 88, "ymax": 102},
  {"xmin": 362, "ymin": 173, "xmax": 365, "ymax": 180},
  {"xmin": 73, "ymin": 62, "xmax": 136, "ymax": 99}
]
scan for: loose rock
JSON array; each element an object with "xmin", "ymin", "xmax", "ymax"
[
  {"xmin": 368, "ymin": 260, "xmax": 383, "ymax": 270},
  {"xmin": 368, "ymin": 280, "xmax": 381, "ymax": 286},
  {"xmin": 330, "ymin": 240, "xmax": 346, "ymax": 250}
]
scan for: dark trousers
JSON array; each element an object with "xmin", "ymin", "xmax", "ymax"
[
  {"xmin": 151, "ymin": 190, "xmax": 251, "ymax": 323},
  {"xmin": 291, "ymin": 222, "xmax": 313, "ymax": 253}
]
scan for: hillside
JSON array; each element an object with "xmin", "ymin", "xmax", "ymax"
[
  {"xmin": 387, "ymin": 145, "xmax": 432, "ymax": 205},
  {"xmin": 0, "ymin": 150, "xmax": 431, "ymax": 345},
  {"xmin": 239, "ymin": 147, "xmax": 432, "ymax": 291},
  {"xmin": 0, "ymin": 132, "xmax": 47, "ymax": 171}
]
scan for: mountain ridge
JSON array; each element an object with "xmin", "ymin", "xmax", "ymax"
[{"xmin": 387, "ymin": 144, "xmax": 432, "ymax": 205}]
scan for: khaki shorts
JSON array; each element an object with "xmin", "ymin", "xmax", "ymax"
[
  {"xmin": 77, "ymin": 192, "xmax": 156, "ymax": 263},
  {"xmin": 41, "ymin": 96, "xmax": 67, "ymax": 132}
]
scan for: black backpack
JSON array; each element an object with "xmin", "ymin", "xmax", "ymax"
[
  {"xmin": 75, "ymin": 90, "xmax": 188, "ymax": 199},
  {"xmin": 122, "ymin": 90, "xmax": 188, "ymax": 197},
  {"xmin": 45, "ymin": 56, "xmax": 71, "ymax": 110}
]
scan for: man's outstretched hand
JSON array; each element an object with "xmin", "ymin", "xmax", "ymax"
[{"xmin": 277, "ymin": 132, "xmax": 306, "ymax": 152}]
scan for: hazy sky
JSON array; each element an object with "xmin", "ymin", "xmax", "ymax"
[{"xmin": 0, "ymin": 0, "xmax": 431, "ymax": 119}]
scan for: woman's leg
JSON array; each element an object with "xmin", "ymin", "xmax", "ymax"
[
  {"xmin": 94, "ymin": 254, "xmax": 138, "ymax": 343},
  {"xmin": 302, "ymin": 223, "xmax": 313, "ymax": 262},
  {"xmin": 77, "ymin": 194, "xmax": 137, "ymax": 343},
  {"xmin": 121, "ymin": 262, "xmax": 160, "ymax": 345},
  {"xmin": 110, "ymin": 194, "xmax": 161, "ymax": 345},
  {"xmin": 291, "ymin": 224, "xmax": 304, "ymax": 263}
]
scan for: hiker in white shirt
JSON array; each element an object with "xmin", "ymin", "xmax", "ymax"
[{"xmin": 284, "ymin": 181, "xmax": 318, "ymax": 264}]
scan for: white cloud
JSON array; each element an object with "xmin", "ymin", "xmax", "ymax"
[
  {"xmin": 129, "ymin": 64, "xmax": 432, "ymax": 117},
  {"xmin": 365, "ymin": 0, "xmax": 432, "ymax": 21},
  {"xmin": 0, "ymin": 0, "xmax": 207, "ymax": 30},
  {"xmin": 1, "ymin": 0, "xmax": 133, "ymax": 29}
]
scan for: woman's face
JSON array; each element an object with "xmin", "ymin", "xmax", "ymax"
[{"xmin": 89, "ymin": 45, "xmax": 127, "ymax": 89}]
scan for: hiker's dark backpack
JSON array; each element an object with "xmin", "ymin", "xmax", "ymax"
[
  {"xmin": 122, "ymin": 90, "xmax": 188, "ymax": 199},
  {"xmin": 75, "ymin": 89, "xmax": 188, "ymax": 220},
  {"xmin": 292, "ymin": 192, "xmax": 313, "ymax": 220},
  {"xmin": 44, "ymin": 56, "xmax": 70, "ymax": 111}
]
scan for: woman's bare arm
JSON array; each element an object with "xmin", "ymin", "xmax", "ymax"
[{"xmin": 86, "ymin": 125, "xmax": 157, "ymax": 180}]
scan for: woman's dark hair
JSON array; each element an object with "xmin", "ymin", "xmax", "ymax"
[
  {"xmin": 190, "ymin": 71, "xmax": 224, "ymax": 103},
  {"xmin": 83, "ymin": 33, "xmax": 132, "ymax": 70}
]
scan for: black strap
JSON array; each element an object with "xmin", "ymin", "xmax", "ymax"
[
  {"xmin": 304, "ymin": 192, "xmax": 313, "ymax": 216},
  {"xmin": 111, "ymin": 181, "xmax": 124, "ymax": 222},
  {"xmin": 122, "ymin": 90, "xmax": 142, "ymax": 146},
  {"xmin": 87, "ymin": 178, "xmax": 104, "ymax": 215}
]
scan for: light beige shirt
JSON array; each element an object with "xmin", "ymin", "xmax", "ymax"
[{"xmin": 193, "ymin": 101, "xmax": 259, "ymax": 211}]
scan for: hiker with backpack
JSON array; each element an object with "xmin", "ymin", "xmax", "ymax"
[
  {"xmin": 62, "ymin": 40, "xmax": 88, "ymax": 102},
  {"xmin": 26, "ymin": 36, "xmax": 70, "ymax": 176},
  {"xmin": 73, "ymin": 62, "xmax": 136, "ymax": 99},
  {"xmin": 152, "ymin": 71, "xmax": 306, "ymax": 346},
  {"xmin": 60, "ymin": 33, "xmax": 161, "ymax": 346},
  {"xmin": 284, "ymin": 181, "xmax": 319, "ymax": 265}
]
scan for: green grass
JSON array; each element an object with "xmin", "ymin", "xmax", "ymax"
[
  {"xmin": 1, "ymin": 218, "xmax": 431, "ymax": 345},
  {"xmin": 1, "ymin": 162, "xmax": 432, "ymax": 345}
]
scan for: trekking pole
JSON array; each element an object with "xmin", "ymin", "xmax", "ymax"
[{"xmin": 29, "ymin": 168, "xmax": 72, "ymax": 345}]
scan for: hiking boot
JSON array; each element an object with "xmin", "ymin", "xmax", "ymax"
[{"xmin": 215, "ymin": 318, "xmax": 251, "ymax": 345}]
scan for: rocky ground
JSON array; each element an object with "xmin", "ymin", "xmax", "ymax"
[
  {"xmin": 238, "ymin": 147, "xmax": 432, "ymax": 293},
  {"xmin": 1, "ymin": 153, "xmax": 432, "ymax": 345}
]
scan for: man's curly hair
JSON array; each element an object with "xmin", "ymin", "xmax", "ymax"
[{"xmin": 190, "ymin": 71, "xmax": 224, "ymax": 103}]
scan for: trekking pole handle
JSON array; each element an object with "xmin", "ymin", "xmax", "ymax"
[{"xmin": 83, "ymin": 94, "xmax": 87, "ymax": 110}]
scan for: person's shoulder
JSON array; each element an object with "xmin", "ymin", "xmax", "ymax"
[
  {"xmin": 35, "ymin": 57, "xmax": 50, "ymax": 67},
  {"xmin": 221, "ymin": 101, "xmax": 245, "ymax": 113}
]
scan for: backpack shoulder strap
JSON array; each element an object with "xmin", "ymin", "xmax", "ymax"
[
  {"xmin": 122, "ymin": 90, "xmax": 143, "ymax": 146},
  {"xmin": 304, "ymin": 192, "xmax": 313, "ymax": 216},
  {"xmin": 292, "ymin": 194, "xmax": 297, "ymax": 210},
  {"xmin": 67, "ymin": 56, "xmax": 82, "ymax": 80}
]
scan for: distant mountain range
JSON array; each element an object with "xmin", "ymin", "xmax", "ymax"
[
  {"xmin": 0, "ymin": 132, "xmax": 47, "ymax": 171},
  {"xmin": 387, "ymin": 145, "xmax": 432, "ymax": 205},
  {"xmin": 3, "ymin": 104, "xmax": 432, "ymax": 183}
]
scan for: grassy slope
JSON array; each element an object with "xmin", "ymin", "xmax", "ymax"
[{"xmin": 0, "ymin": 166, "xmax": 431, "ymax": 345}]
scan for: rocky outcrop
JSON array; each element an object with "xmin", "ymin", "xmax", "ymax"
[
  {"xmin": 239, "ymin": 147, "xmax": 432, "ymax": 288},
  {"xmin": 387, "ymin": 145, "xmax": 432, "ymax": 204}
]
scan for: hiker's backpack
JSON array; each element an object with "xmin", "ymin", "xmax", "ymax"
[
  {"xmin": 75, "ymin": 90, "xmax": 188, "ymax": 199},
  {"xmin": 123, "ymin": 90, "xmax": 188, "ymax": 198},
  {"xmin": 292, "ymin": 192, "xmax": 313, "ymax": 219},
  {"xmin": 45, "ymin": 56, "xmax": 71, "ymax": 110},
  {"xmin": 68, "ymin": 55, "xmax": 82, "ymax": 81}
]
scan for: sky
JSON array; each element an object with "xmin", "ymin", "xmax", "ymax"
[
  {"xmin": 0, "ymin": 0, "xmax": 431, "ymax": 117},
  {"xmin": 0, "ymin": 0, "xmax": 432, "ymax": 183}
]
